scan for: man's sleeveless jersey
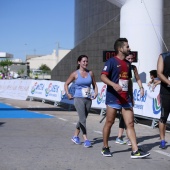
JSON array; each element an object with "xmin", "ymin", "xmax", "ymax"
[
  {"xmin": 160, "ymin": 52, "xmax": 170, "ymax": 95},
  {"xmin": 101, "ymin": 56, "xmax": 132, "ymax": 104}
]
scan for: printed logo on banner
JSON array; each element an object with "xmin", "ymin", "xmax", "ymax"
[
  {"xmin": 61, "ymin": 90, "xmax": 66, "ymax": 99},
  {"xmin": 31, "ymin": 82, "xmax": 44, "ymax": 94},
  {"xmin": 31, "ymin": 82, "xmax": 38, "ymax": 94},
  {"xmin": 152, "ymin": 93, "xmax": 161, "ymax": 114},
  {"xmin": 97, "ymin": 84, "xmax": 106, "ymax": 104},
  {"xmin": 133, "ymin": 89, "xmax": 147, "ymax": 110},
  {"xmin": 45, "ymin": 83, "xmax": 59, "ymax": 97},
  {"xmin": 61, "ymin": 83, "xmax": 75, "ymax": 99}
]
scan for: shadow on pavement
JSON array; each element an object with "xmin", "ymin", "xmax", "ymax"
[{"xmin": 0, "ymin": 122, "xmax": 6, "ymax": 126}]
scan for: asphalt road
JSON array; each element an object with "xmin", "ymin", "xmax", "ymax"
[{"xmin": 0, "ymin": 98, "xmax": 170, "ymax": 170}]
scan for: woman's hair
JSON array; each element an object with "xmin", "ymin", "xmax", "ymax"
[
  {"xmin": 76, "ymin": 55, "xmax": 88, "ymax": 69},
  {"xmin": 128, "ymin": 51, "xmax": 134, "ymax": 56}
]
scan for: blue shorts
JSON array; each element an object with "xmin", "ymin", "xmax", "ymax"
[{"xmin": 107, "ymin": 103, "xmax": 132, "ymax": 109}]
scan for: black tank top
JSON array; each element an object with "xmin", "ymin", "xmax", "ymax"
[{"xmin": 160, "ymin": 52, "xmax": 170, "ymax": 95}]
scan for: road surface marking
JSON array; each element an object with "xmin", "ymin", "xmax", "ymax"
[
  {"xmin": 93, "ymin": 130, "xmax": 102, "ymax": 134},
  {"xmin": 154, "ymin": 150, "xmax": 170, "ymax": 157},
  {"xmin": 58, "ymin": 117, "xmax": 68, "ymax": 121}
]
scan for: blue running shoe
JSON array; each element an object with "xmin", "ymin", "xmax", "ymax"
[
  {"xmin": 115, "ymin": 137, "xmax": 126, "ymax": 144},
  {"xmin": 159, "ymin": 140, "xmax": 166, "ymax": 149},
  {"xmin": 84, "ymin": 140, "xmax": 92, "ymax": 148},
  {"xmin": 71, "ymin": 136, "xmax": 81, "ymax": 145}
]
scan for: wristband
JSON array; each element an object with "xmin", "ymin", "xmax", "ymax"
[{"xmin": 139, "ymin": 87, "xmax": 144, "ymax": 89}]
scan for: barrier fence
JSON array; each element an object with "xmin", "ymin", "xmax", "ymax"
[{"xmin": 0, "ymin": 79, "xmax": 170, "ymax": 125}]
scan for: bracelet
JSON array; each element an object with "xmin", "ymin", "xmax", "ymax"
[{"xmin": 139, "ymin": 87, "xmax": 144, "ymax": 89}]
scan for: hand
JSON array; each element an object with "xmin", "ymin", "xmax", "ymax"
[
  {"xmin": 91, "ymin": 93, "xmax": 98, "ymax": 100},
  {"xmin": 152, "ymin": 85, "xmax": 156, "ymax": 91},
  {"xmin": 132, "ymin": 99, "xmax": 135, "ymax": 107},
  {"xmin": 113, "ymin": 84, "xmax": 122, "ymax": 92},
  {"xmin": 140, "ymin": 88, "xmax": 144, "ymax": 97},
  {"xmin": 67, "ymin": 93, "xmax": 73, "ymax": 100}
]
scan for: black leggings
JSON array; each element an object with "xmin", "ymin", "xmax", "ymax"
[
  {"xmin": 119, "ymin": 113, "xmax": 126, "ymax": 129},
  {"xmin": 159, "ymin": 94, "xmax": 170, "ymax": 123}
]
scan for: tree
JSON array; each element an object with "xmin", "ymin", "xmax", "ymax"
[
  {"xmin": 38, "ymin": 64, "xmax": 51, "ymax": 79},
  {"xmin": 0, "ymin": 59, "xmax": 13, "ymax": 77},
  {"xmin": 17, "ymin": 68, "xmax": 25, "ymax": 77}
]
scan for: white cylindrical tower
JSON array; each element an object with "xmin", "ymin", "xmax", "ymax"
[{"xmin": 120, "ymin": 0, "xmax": 163, "ymax": 82}]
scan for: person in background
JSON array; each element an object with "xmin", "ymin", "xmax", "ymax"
[
  {"xmin": 148, "ymin": 70, "xmax": 161, "ymax": 91},
  {"xmin": 100, "ymin": 38, "xmax": 150, "ymax": 158},
  {"xmin": 157, "ymin": 52, "xmax": 170, "ymax": 149},
  {"xmin": 35, "ymin": 74, "xmax": 38, "ymax": 79},
  {"xmin": 2, "ymin": 73, "xmax": 5, "ymax": 79},
  {"xmin": 0, "ymin": 73, "xmax": 2, "ymax": 79},
  {"xmin": 115, "ymin": 52, "xmax": 144, "ymax": 146},
  {"xmin": 64, "ymin": 55, "xmax": 98, "ymax": 148}
]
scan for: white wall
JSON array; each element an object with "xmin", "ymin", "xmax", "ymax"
[
  {"xmin": 27, "ymin": 49, "xmax": 70, "ymax": 71},
  {"xmin": 120, "ymin": 0, "xmax": 163, "ymax": 82},
  {"xmin": 107, "ymin": 0, "xmax": 163, "ymax": 82}
]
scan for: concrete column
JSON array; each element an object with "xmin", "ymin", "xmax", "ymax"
[{"xmin": 108, "ymin": 0, "xmax": 163, "ymax": 82}]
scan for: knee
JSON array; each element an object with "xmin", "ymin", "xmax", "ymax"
[
  {"xmin": 159, "ymin": 117, "xmax": 167, "ymax": 124},
  {"xmin": 106, "ymin": 119, "xmax": 115, "ymax": 127},
  {"xmin": 126, "ymin": 121, "xmax": 134, "ymax": 128}
]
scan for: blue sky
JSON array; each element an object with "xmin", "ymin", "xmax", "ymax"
[{"xmin": 0, "ymin": 0, "xmax": 74, "ymax": 61}]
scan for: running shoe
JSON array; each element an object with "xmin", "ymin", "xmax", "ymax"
[
  {"xmin": 131, "ymin": 148, "xmax": 150, "ymax": 159},
  {"xmin": 115, "ymin": 137, "xmax": 126, "ymax": 144},
  {"xmin": 126, "ymin": 139, "xmax": 132, "ymax": 146},
  {"xmin": 71, "ymin": 136, "xmax": 81, "ymax": 145},
  {"xmin": 126, "ymin": 139, "xmax": 140, "ymax": 146},
  {"xmin": 84, "ymin": 140, "xmax": 92, "ymax": 148},
  {"xmin": 101, "ymin": 147, "xmax": 112, "ymax": 157},
  {"xmin": 159, "ymin": 140, "xmax": 166, "ymax": 149}
]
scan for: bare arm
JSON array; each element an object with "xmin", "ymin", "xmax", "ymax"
[
  {"xmin": 64, "ymin": 71, "xmax": 76, "ymax": 99},
  {"xmin": 100, "ymin": 74, "xmax": 122, "ymax": 92},
  {"xmin": 89, "ymin": 71, "xmax": 98, "ymax": 99},
  {"xmin": 157, "ymin": 55, "xmax": 170, "ymax": 85},
  {"xmin": 153, "ymin": 80, "xmax": 161, "ymax": 86},
  {"xmin": 128, "ymin": 78, "xmax": 134, "ymax": 103},
  {"xmin": 152, "ymin": 79, "xmax": 161, "ymax": 91},
  {"xmin": 133, "ymin": 66, "xmax": 144, "ymax": 97}
]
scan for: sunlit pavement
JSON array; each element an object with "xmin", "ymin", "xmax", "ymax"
[{"xmin": 0, "ymin": 98, "xmax": 170, "ymax": 170}]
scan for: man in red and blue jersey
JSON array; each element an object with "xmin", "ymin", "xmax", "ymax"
[{"xmin": 100, "ymin": 38, "xmax": 150, "ymax": 159}]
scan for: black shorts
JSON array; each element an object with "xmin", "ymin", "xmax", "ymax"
[
  {"xmin": 160, "ymin": 94, "xmax": 170, "ymax": 123},
  {"xmin": 119, "ymin": 113, "xmax": 126, "ymax": 129}
]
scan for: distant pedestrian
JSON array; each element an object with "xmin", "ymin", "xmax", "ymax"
[
  {"xmin": 157, "ymin": 52, "xmax": 170, "ymax": 149},
  {"xmin": 0, "ymin": 73, "xmax": 2, "ymax": 79},
  {"xmin": 148, "ymin": 70, "xmax": 161, "ymax": 91},
  {"xmin": 64, "ymin": 55, "xmax": 98, "ymax": 148}
]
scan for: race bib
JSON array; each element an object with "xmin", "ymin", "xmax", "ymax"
[
  {"xmin": 119, "ymin": 79, "xmax": 128, "ymax": 91},
  {"xmin": 82, "ymin": 88, "xmax": 91, "ymax": 97}
]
